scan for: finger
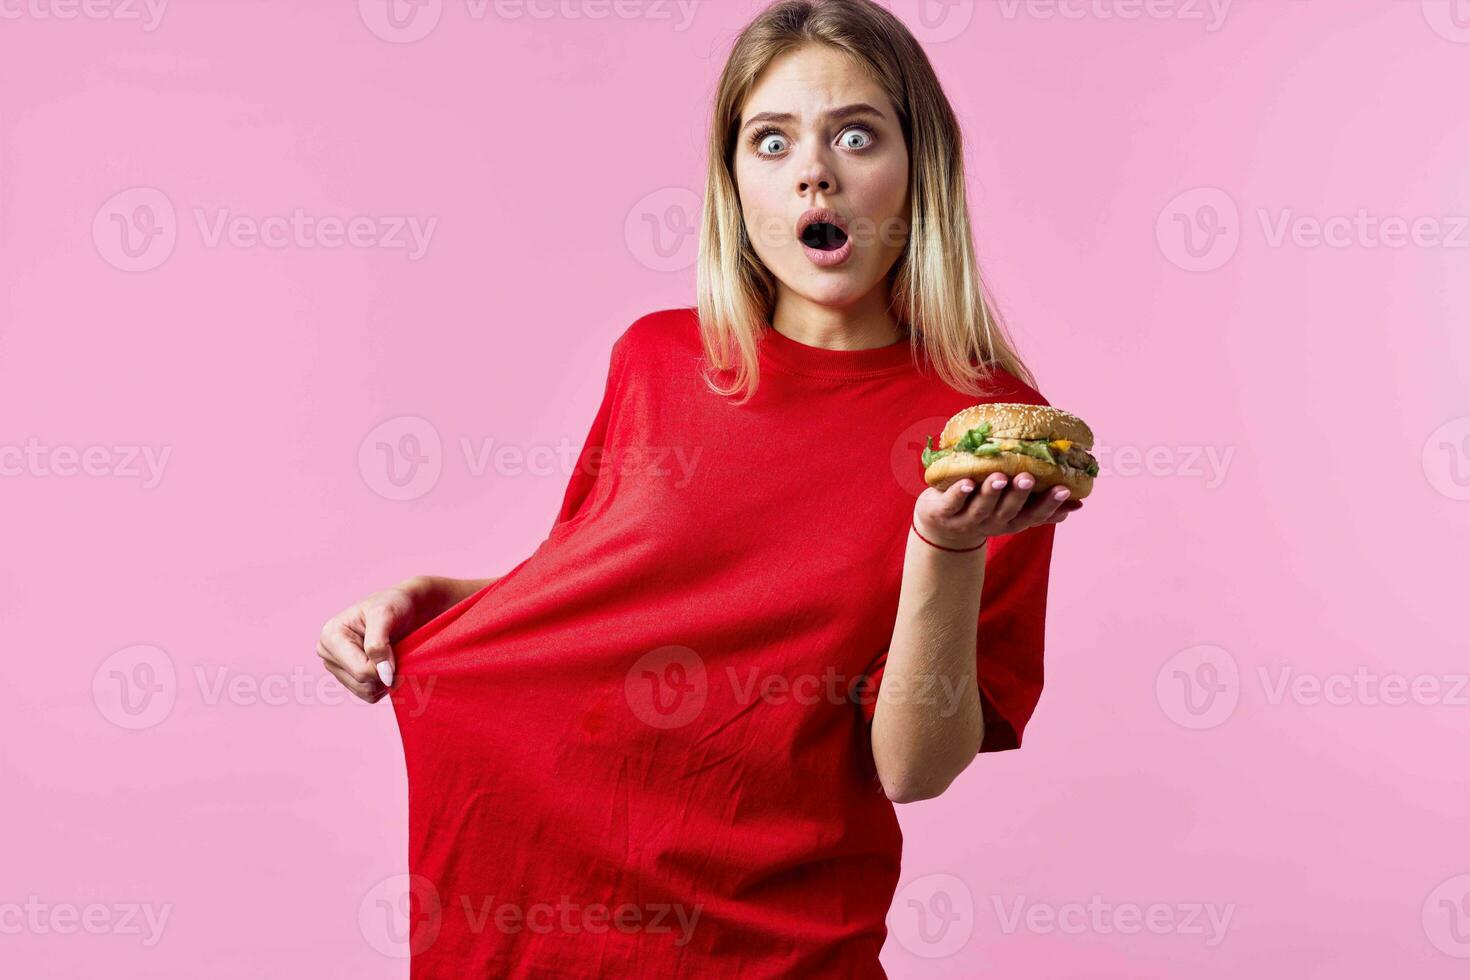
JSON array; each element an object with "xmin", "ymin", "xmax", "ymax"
[
  {"xmin": 1021, "ymin": 484, "xmax": 1072, "ymax": 524},
  {"xmin": 317, "ymin": 621, "xmax": 380, "ymax": 690},
  {"xmin": 941, "ymin": 477, "xmax": 977, "ymax": 516},
  {"xmin": 1038, "ymin": 496, "xmax": 1084, "ymax": 524},
  {"xmin": 362, "ymin": 606, "xmax": 398, "ymax": 688},
  {"xmin": 966, "ymin": 473, "xmax": 1009, "ymax": 523},
  {"xmin": 323, "ymin": 659, "xmax": 386, "ymax": 703},
  {"xmin": 993, "ymin": 472, "xmax": 1037, "ymax": 523}
]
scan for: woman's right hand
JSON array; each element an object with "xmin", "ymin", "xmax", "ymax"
[
  {"xmin": 316, "ymin": 579, "xmax": 424, "ymax": 702},
  {"xmin": 317, "ymin": 576, "xmax": 487, "ymax": 703}
]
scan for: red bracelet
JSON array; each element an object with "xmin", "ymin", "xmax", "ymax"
[{"xmin": 911, "ymin": 518, "xmax": 987, "ymax": 553}]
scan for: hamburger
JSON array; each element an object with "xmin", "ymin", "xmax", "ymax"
[{"xmin": 921, "ymin": 403, "xmax": 1099, "ymax": 500}]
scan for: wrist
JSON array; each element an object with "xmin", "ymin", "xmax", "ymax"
[
  {"xmin": 397, "ymin": 574, "xmax": 443, "ymax": 607},
  {"xmin": 909, "ymin": 519, "xmax": 988, "ymax": 554}
]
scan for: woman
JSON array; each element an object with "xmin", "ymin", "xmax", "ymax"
[{"xmin": 317, "ymin": 1, "xmax": 1084, "ymax": 975}]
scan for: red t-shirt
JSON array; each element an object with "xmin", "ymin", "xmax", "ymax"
[{"xmin": 389, "ymin": 307, "xmax": 1055, "ymax": 977}]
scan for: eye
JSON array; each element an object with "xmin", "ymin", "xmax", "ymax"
[
  {"xmin": 838, "ymin": 126, "xmax": 875, "ymax": 150},
  {"xmin": 749, "ymin": 127, "xmax": 787, "ymax": 158}
]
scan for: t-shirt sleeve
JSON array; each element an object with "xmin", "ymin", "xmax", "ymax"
[
  {"xmin": 549, "ymin": 333, "xmax": 629, "ymax": 533},
  {"xmin": 857, "ymin": 521, "xmax": 1056, "ymax": 754}
]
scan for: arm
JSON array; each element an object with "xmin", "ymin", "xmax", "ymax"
[
  {"xmin": 869, "ymin": 531, "xmax": 988, "ymax": 803},
  {"xmin": 870, "ymin": 470, "xmax": 1079, "ymax": 802},
  {"xmin": 407, "ymin": 574, "xmax": 499, "ymax": 615}
]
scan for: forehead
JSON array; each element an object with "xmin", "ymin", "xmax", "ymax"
[{"xmin": 740, "ymin": 44, "xmax": 890, "ymax": 124}]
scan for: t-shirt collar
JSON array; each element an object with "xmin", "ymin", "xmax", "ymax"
[{"xmin": 759, "ymin": 321, "xmax": 920, "ymax": 378}]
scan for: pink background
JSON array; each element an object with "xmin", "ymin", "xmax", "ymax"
[{"xmin": 3, "ymin": 1, "xmax": 1468, "ymax": 976}]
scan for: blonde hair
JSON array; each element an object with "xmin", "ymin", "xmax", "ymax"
[{"xmin": 696, "ymin": 0, "xmax": 1039, "ymax": 404}]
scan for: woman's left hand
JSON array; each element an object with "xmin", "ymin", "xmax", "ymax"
[{"xmin": 913, "ymin": 472, "xmax": 1084, "ymax": 550}]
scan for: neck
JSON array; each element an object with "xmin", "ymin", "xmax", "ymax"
[{"xmin": 770, "ymin": 287, "xmax": 903, "ymax": 351}]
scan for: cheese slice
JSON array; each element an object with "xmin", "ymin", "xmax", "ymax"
[{"xmin": 980, "ymin": 439, "xmax": 1074, "ymax": 452}]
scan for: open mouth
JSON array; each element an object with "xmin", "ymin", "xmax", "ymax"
[{"xmin": 799, "ymin": 222, "xmax": 849, "ymax": 252}]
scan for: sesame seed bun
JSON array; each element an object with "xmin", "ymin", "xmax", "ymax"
[{"xmin": 939, "ymin": 403, "xmax": 1094, "ymax": 449}]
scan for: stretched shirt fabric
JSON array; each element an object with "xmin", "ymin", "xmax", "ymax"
[{"xmin": 389, "ymin": 306, "xmax": 1056, "ymax": 978}]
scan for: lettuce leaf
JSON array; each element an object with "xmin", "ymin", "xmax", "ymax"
[{"xmin": 1012, "ymin": 439, "xmax": 1056, "ymax": 464}]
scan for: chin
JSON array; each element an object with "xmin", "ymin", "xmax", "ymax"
[{"xmin": 793, "ymin": 265, "xmax": 877, "ymax": 303}]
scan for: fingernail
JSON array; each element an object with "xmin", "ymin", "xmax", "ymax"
[
  {"xmin": 376, "ymin": 659, "xmax": 395, "ymax": 687},
  {"xmin": 961, "ymin": 481, "xmax": 974, "ymax": 492},
  {"xmin": 993, "ymin": 477, "xmax": 1007, "ymax": 488},
  {"xmin": 1054, "ymin": 488, "xmax": 1070, "ymax": 500}
]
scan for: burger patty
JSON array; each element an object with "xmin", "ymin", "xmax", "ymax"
[{"xmin": 1061, "ymin": 446, "xmax": 1097, "ymax": 471}]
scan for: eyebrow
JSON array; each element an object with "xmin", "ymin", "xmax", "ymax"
[{"xmin": 741, "ymin": 102, "xmax": 887, "ymax": 131}]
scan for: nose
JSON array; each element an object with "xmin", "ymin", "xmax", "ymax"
[{"xmin": 797, "ymin": 162, "xmax": 836, "ymax": 196}]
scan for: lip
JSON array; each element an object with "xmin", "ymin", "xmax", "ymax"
[
  {"xmin": 796, "ymin": 207, "xmax": 851, "ymax": 237},
  {"xmin": 796, "ymin": 207, "xmax": 853, "ymax": 268}
]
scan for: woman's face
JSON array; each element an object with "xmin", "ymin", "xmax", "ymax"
[{"xmin": 733, "ymin": 44, "xmax": 910, "ymax": 318}]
